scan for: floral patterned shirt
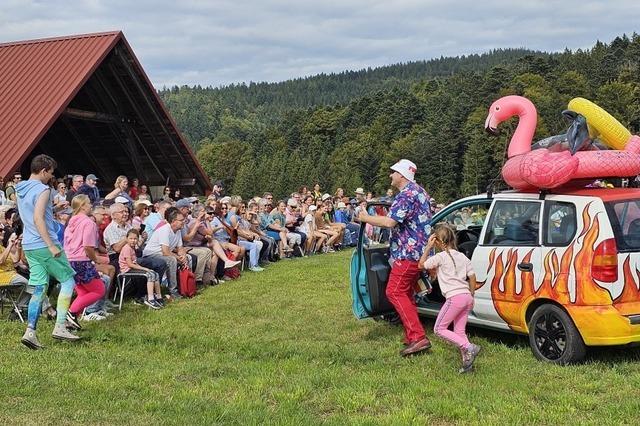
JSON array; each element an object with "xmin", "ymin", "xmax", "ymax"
[{"xmin": 388, "ymin": 181, "xmax": 432, "ymax": 261}]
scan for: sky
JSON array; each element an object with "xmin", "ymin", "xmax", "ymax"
[{"xmin": 1, "ymin": 0, "xmax": 639, "ymax": 88}]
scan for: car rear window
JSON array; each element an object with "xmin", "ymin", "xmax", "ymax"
[{"xmin": 606, "ymin": 199, "xmax": 640, "ymax": 251}]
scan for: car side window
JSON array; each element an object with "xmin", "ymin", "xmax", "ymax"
[
  {"xmin": 544, "ymin": 201, "xmax": 576, "ymax": 246},
  {"xmin": 441, "ymin": 202, "xmax": 491, "ymax": 230},
  {"xmin": 483, "ymin": 200, "xmax": 541, "ymax": 246}
]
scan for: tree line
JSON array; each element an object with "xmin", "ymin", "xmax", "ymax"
[{"xmin": 160, "ymin": 34, "xmax": 640, "ymax": 203}]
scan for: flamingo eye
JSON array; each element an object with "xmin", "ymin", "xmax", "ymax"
[{"xmin": 495, "ymin": 106, "xmax": 501, "ymax": 111}]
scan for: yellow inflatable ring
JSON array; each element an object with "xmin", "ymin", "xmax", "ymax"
[{"xmin": 568, "ymin": 97, "xmax": 631, "ymax": 150}]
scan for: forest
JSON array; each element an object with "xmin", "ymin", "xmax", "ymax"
[{"xmin": 159, "ymin": 34, "xmax": 640, "ymax": 202}]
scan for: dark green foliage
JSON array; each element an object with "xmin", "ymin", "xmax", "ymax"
[{"xmin": 163, "ymin": 34, "xmax": 640, "ymax": 202}]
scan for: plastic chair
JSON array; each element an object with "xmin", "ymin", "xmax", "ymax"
[{"xmin": 113, "ymin": 271, "xmax": 149, "ymax": 311}]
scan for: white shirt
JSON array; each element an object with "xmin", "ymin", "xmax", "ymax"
[{"xmin": 143, "ymin": 223, "xmax": 182, "ymax": 257}]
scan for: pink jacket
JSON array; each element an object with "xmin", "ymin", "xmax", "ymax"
[{"xmin": 64, "ymin": 213, "xmax": 98, "ymax": 261}]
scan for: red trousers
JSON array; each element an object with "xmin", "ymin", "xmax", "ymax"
[{"xmin": 386, "ymin": 259, "xmax": 425, "ymax": 343}]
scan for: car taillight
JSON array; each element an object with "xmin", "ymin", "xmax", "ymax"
[{"xmin": 592, "ymin": 238, "xmax": 618, "ymax": 282}]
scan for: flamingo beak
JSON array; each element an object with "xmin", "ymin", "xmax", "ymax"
[{"xmin": 485, "ymin": 113, "xmax": 499, "ymax": 135}]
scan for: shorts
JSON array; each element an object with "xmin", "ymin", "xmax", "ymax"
[
  {"xmin": 69, "ymin": 260, "xmax": 100, "ymax": 284},
  {"xmin": 24, "ymin": 246, "xmax": 75, "ymax": 287}
]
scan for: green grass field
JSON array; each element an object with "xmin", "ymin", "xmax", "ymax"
[{"xmin": 1, "ymin": 250, "xmax": 640, "ymax": 425}]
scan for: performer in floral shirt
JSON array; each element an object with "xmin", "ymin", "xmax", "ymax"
[{"xmin": 359, "ymin": 159, "xmax": 432, "ymax": 357}]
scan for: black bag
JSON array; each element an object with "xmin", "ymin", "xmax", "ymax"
[{"xmin": 292, "ymin": 244, "xmax": 304, "ymax": 258}]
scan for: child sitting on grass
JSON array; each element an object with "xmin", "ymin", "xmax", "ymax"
[
  {"xmin": 119, "ymin": 229, "xmax": 163, "ymax": 310},
  {"xmin": 419, "ymin": 224, "xmax": 481, "ymax": 373}
]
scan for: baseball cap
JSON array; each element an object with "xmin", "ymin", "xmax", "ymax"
[
  {"xmin": 114, "ymin": 196, "xmax": 129, "ymax": 204},
  {"xmin": 309, "ymin": 205, "xmax": 317, "ymax": 211},
  {"xmin": 390, "ymin": 159, "xmax": 417, "ymax": 182},
  {"xmin": 176, "ymin": 199, "xmax": 192, "ymax": 208},
  {"xmin": 86, "ymin": 174, "xmax": 98, "ymax": 181}
]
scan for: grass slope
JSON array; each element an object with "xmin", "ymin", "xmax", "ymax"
[{"xmin": 1, "ymin": 250, "xmax": 640, "ymax": 425}]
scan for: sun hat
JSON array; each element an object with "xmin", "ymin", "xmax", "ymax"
[
  {"xmin": 354, "ymin": 187, "xmax": 365, "ymax": 195},
  {"xmin": 321, "ymin": 193, "xmax": 331, "ymax": 201},
  {"xmin": 337, "ymin": 202, "xmax": 346, "ymax": 209},
  {"xmin": 135, "ymin": 199, "xmax": 152, "ymax": 207},
  {"xmin": 390, "ymin": 159, "xmax": 417, "ymax": 182}
]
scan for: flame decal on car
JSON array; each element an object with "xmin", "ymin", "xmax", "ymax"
[{"xmin": 486, "ymin": 203, "xmax": 622, "ymax": 330}]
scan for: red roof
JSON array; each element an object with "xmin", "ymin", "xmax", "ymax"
[
  {"xmin": 0, "ymin": 31, "xmax": 121, "ymax": 178},
  {"xmin": 0, "ymin": 31, "xmax": 211, "ymax": 193}
]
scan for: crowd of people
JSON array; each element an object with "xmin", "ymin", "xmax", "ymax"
[{"xmin": 2, "ymin": 155, "xmax": 428, "ymax": 349}]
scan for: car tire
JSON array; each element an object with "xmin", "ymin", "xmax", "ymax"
[{"xmin": 528, "ymin": 304, "xmax": 586, "ymax": 364}]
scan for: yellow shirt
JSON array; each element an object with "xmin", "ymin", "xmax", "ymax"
[{"xmin": 0, "ymin": 246, "xmax": 19, "ymax": 284}]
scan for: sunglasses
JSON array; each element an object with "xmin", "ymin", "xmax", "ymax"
[{"xmin": 60, "ymin": 186, "xmax": 66, "ymax": 189}]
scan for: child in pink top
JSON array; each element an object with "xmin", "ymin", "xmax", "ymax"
[
  {"xmin": 419, "ymin": 224, "xmax": 481, "ymax": 373},
  {"xmin": 119, "ymin": 229, "xmax": 163, "ymax": 310}
]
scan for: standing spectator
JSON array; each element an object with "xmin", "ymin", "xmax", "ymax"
[
  {"xmin": 129, "ymin": 178, "xmax": 139, "ymax": 200},
  {"xmin": 358, "ymin": 159, "xmax": 432, "ymax": 357},
  {"xmin": 66, "ymin": 175, "xmax": 84, "ymax": 203},
  {"xmin": 104, "ymin": 175, "xmax": 133, "ymax": 205},
  {"xmin": 63, "ymin": 195, "xmax": 106, "ymax": 330},
  {"xmin": 53, "ymin": 182, "xmax": 68, "ymax": 207},
  {"xmin": 142, "ymin": 207, "xmax": 187, "ymax": 299},
  {"xmin": 77, "ymin": 174, "xmax": 100, "ymax": 205},
  {"xmin": 17, "ymin": 154, "xmax": 80, "ymax": 349},
  {"xmin": 312, "ymin": 183, "xmax": 322, "ymax": 201},
  {"xmin": 137, "ymin": 184, "xmax": 152, "ymax": 202},
  {"xmin": 5, "ymin": 172, "xmax": 23, "ymax": 205},
  {"xmin": 212, "ymin": 181, "xmax": 224, "ymax": 199},
  {"xmin": 162, "ymin": 187, "xmax": 172, "ymax": 201}
]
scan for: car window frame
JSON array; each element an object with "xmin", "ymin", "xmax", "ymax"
[
  {"xmin": 542, "ymin": 200, "xmax": 577, "ymax": 247},
  {"xmin": 481, "ymin": 199, "xmax": 542, "ymax": 247}
]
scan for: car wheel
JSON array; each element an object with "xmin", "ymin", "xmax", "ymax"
[
  {"xmin": 373, "ymin": 312, "xmax": 402, "ymax": 325},
  {"xmin": 528, "ymin": 304, "xmax": 586, "ymax": 364}
]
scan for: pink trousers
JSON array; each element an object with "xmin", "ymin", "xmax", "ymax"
[
  {"xmin": 433, "ymin": 293, "xmax": 473, "ymax": 350},
  {"xmin": 69, "ymin": 278, "xmax": 105, "ymax": 315}
]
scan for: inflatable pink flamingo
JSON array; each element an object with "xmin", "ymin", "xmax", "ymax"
[{"xmin": 485, "ymin": 95, "xmax": 640, "ymax": 189}]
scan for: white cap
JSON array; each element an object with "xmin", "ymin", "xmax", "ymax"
[
  {"xmin": 321, "ymin": 193, "xmax": 331, "ymax": 201},
  {"xmin": 309, "ymin": 205, "xmax": 317, "ymax": 211},
  {"xmin": 390, "ymin": 159, "xmax": 417, "ymax": 182},
  {"xmin": 337, "ymin": 202, "xmax": 346, "ymax": 209},
  {"xmin": 354, "ymin": 187, "xmax": 365, "ymax": 195},
  {"xmin": 135, "ymin": 199, "xmax": 152, "ymax": 207},
  {"xmin": 115, "ymin": 196, "xmax": 129, "ymax": 204}
]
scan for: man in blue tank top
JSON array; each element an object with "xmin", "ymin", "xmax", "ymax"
[{"xmin": 16, "ymin": 154, "xmax": 80, "ymax": 349}]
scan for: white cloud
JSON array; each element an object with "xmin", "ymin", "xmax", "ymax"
[{"xmin": 1, "ymin": 0, "xmax": 639, "ymax": 87}]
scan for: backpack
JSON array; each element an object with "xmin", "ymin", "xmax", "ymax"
[{"xmin": 178, "ymin": 266, "xmax": 196, "ymax": 297}]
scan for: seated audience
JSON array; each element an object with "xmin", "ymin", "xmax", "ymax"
[{"xmin": 119, "ymin": 229, "xmax": 163, "ymax": 309}]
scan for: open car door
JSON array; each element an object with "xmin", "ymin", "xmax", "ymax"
[{"xmin": 350, "ymin": 202, "xmax": 395, "ymax": 319}]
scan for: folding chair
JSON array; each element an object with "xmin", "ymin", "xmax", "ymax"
[
  {"xmin": 113, "ymin": 271, "xmax": 149, "ymax": 311},
  {"xmin": 0, "ymin": 281, "xmax": 25, "ymax": 322}
]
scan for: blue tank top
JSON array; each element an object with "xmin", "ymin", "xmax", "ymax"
[{"xmin": 16, "ymin": 180, "xmax": 60, "ymax": 250}]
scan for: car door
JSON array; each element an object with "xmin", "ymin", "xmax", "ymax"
[
  {"xmin": 350, "ymin": 202, "xmax": 395, "ymax": 319},
  {"xmin": 472, "ymin": 198, "xmax": 543, "ymax": 329}
]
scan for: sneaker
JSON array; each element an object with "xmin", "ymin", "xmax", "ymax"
[
  {"xmin": 224, "ymin": 260, "xmax": 241, "ymax": 269},
  {"xmin": 169, "ymin": 292, "xmax": 183, "ymax": 300},
  {"xmin": 154, "ymin": 297, "xmax": 165, "ymax": 306},
  {"xmin": 96, "ymin": 310, "xmax": 114, "ymax": 317},
  {"xmin": 21, "ymin": 328, "xmax": 44, "ymax": 350},
  {"xmin": 52, "ymin": 324, "xmax": 81, "ymax": 341},
  {"xmin": 248, "ymin": 266, "xmax": 264, "ymax": 272},
  {"xmin": 82, "ymin": 312, "xmax": 107, "ymax": 321},
  {"xmin": 104, "ymin": 300, "xmax": 118, "ymax": 311},
  {"xmin": 133, "ymin": 297, "xmax": 146, "ymax": 306},
  {"xmin": 144, "ymin": 298, "xmax": 162, "ymax": 310},
  {"xmin": 66, "ymin": 311, "xmax": 82, "ymax": 330},
  {"xmin": 460, "ymin": 344, "xmax": 482, "ymax": 373}
]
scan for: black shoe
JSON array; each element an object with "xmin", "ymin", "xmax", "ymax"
[
  {"xmin": 133, "ymin": 297, "xmax": 146, "ymax": 306},
  {"xmin": 65, "ymin": 311, "xmax": 82, "ymax": 330}
]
